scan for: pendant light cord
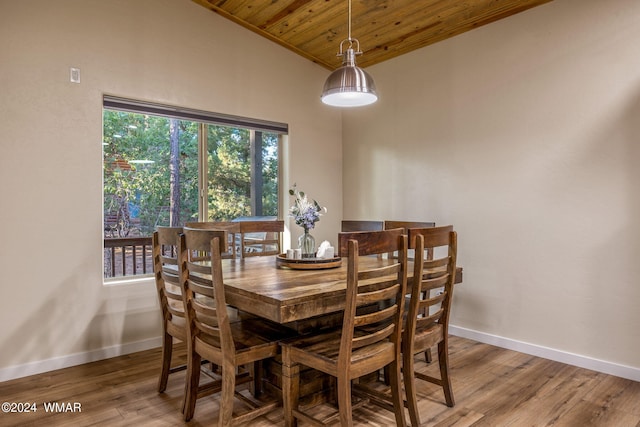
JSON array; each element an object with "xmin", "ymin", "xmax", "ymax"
[
  {"xmin": 336, "ymin": 0, "xmax": 362, "ymax": 55},
  {"xmin": 344, "ymin": 0, "xmax": 359, "ymax": 53},
  {"xmin": 348, "ymin": 0, "xmax": 352, "ymax": 41}
]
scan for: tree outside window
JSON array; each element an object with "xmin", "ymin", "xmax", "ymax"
[{"xmin": 103, "ymin": 108, "xmax": 280, "ymax": 279}]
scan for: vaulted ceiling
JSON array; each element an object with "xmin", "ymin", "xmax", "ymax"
[{"xmin": 191, "ymin": 0, "xmax": 553, "ymax": 70}]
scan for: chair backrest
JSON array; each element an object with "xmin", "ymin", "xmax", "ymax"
[
  {"xmin": 338, "ymin": 228, "xmax": 402, "ymax": 257},
  {"xmin": 153, "ymin": 226, "xmax": 184, "ymax": 331},
  {"xmin": 238, "ymin": 220, "xmax": 284, "ymax": 257},
  {"xmin": 184, "ymin": 221, "xmax": 240, "ymax": 259},
  {"xmin": 341, "ymin": 220, "xmax": 384, "ymax": 232},
  {"xmin": 340, "ymin": 229, "xmax": 408, "ymax": 373},
  {"xmin": 406, "ymin": 226, "xmax": 457, "ymax": 344},
  {"xmin": 384, "ymin": 220, "xmax": 436, "ymax": 260},
  {"xmin": 181, "ymin": 227, "xmax": 228, "ymax": 271},
  {"xmin": 180, "ymin": 229, "xmax": 233, "ymax": 362}
]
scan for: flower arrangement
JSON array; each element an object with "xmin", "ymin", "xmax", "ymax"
[{"xmin": 289, "ymin": 184, "xmax": 327, "ymax": 232}]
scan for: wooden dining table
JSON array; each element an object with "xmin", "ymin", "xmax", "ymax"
[{"xmin": 211, "ymin": 256, "xmax": 463, "ymax": 331}]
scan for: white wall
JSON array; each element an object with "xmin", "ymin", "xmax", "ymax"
[
  {"xmin": 0, "ymin": 0, "xmax": 342, "ymax": 379},
  {"xmin": 343, "ymin": 0, "xmax": 640, "ymax": 379}
]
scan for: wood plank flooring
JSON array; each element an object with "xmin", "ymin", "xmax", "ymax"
[{"xmin": 1, "ymin": 336, "xmax": 638, "ymax": 426}]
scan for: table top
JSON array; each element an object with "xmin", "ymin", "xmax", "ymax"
[{"xmin": 215, "ymin": 256, "xmax": 463, "ymax": 325}]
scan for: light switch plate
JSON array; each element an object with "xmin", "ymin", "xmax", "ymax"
[{"xmin": 70, "ymin": 67, "xmax": 80, "ymax": 83}]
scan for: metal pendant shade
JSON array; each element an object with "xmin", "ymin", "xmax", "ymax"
[
  {"xmin": 321, "ymin": 47, "xmax": 378, "ymax": 107},
  {"xmin": 321, "ymin": 0, "xmax": 378, "ymax": 107}
]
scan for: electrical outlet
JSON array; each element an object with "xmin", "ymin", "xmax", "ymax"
[{"xmin": 70, "ymin": 67, "xmax": 80, "ymax": 83}]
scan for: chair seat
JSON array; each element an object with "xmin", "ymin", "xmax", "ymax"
[
  {"xmin": 196, "ymin": 319, "xmax": 297, "ymax": 365},
  {"xmin": 283, "ymin": 329, "xmax": 396, "ymax": 379}
]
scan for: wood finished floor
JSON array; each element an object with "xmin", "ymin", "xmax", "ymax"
[{"xmin": 1, "ymin": 336, "xmax": 639, "ymax": 426}]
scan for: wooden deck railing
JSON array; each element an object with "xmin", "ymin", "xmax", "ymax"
[{"xmin": 104, "ymin": 236, "xmax": 153, "ymax": 278}]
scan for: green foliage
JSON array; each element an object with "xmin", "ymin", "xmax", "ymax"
[
  {"xmin": 103, "ymin": 111, "xmax": 198, "ymax": 235},
  {"xmin": 103, "ymin": 110, "xmax": 279, "ymax": 235},
  {"xmin": 207, "ymin": 126, "xmax": 251, "ymax": 220},
  {"xmin": 261, "ymin": 133, "xmax": 279, "ymax": 216}
]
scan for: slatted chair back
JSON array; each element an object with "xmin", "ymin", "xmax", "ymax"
[
  {"xmin": 341, "ymin": 229, "xmax": 408, "ymax": 370},
  {"xmin": 152, "ymin": 226, "xmax": 185, "ymax": 392},
  {"xmin": 184, "ymin": 221, "xmax": 240, "ymax": 259},
  {"xmin": 340, "ymin": 220, "xmax": 384, "ymax": 232},
  {"xmin": 180, "ymin": 228, "xmax": 232, "ymax": 363},
  {"xmin": 404, "ymin": 225, "xmax": 457, "ymax": 426},
  {"xmin": 384, "ymin": 220, "xmax": 436, "ymax": 260},
  {"xmin": 181, "ymin": 227, "xmax": 227, "ymax": 270},
  {"xmin": 238, "ymin": 220, "xmax": 284, "ymax": 257}
]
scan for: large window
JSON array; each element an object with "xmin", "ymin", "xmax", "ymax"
[{"xmin": 102, "ymin": 97, "xmax": 286, "ymax": 280}]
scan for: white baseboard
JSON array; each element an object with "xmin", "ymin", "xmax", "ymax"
[
  {"xmin": 0, "ymin": 337, "xmax": 162, "ymax": 382},
  {"xmin": 449, "ymin": 325, "xmax": 640, "ymax": 383},
  {"xmin": 2, "ymin": 328, "xmax": 639, "ymax": 384}
]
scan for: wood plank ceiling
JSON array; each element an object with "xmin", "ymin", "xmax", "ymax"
[{"xmin": 191, "ymin": 0, "xmax": 553, "ymax": 70}]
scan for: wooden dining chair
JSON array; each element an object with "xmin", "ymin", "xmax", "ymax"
[
  {"xmin": 384, "ymin": 220, "xmax": 438, "ymax": 362},
  {"xmin": 152, "ymin": 226, "xmax": 187, "ymax": 396},
  {"xmin": 404, "ymin": 226, "xmax": 457, "ymax": 427},
  {"xmin": 340, "ymin": 220, "xmax": 384, "ymax": 232},
  {"xmin": 180, "ymin": 228, "xmax": 297, "ymax": 425},
  {"xmin": 280, "ymin": 229, "xmax": 408, "ymax": 427},
  {"xmin": 184, "ymin": 221, "xmax": 240, "ymax": 259},
  {"xmin": 238, "ymin": 220, "xmax": 284, "ymax": 258}
]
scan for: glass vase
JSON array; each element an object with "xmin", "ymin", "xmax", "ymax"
[{"xmin": 298, "ymin": 229, "xmax": 316, "ymax": 258}]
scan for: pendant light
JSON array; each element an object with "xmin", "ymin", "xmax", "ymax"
[{"xmin": 321, "ymin": 0, "xmax": 378, "ymax": 107}]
